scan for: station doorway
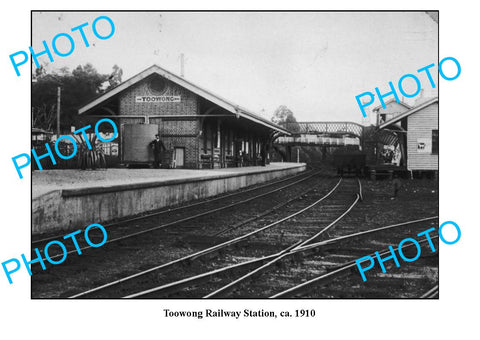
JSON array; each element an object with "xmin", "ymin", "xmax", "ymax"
[{"xmin": 173, "ymin": 147, "xmax": 185, "ymax": 168}]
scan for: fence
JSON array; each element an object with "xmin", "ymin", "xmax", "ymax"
[{"xmin": 31, "ymin": 140, "xmax": 119, "ymax": 170}]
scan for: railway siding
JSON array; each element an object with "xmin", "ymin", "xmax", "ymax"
[{"xmin": 31, "ymin": 170, "xmax": 439, "ymax": 299}]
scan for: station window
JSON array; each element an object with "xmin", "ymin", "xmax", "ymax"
[{"xmin": 432, "ymin": 130, "xmax": 439, "ymax": 154}]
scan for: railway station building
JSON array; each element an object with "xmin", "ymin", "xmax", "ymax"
[{"xmin": 78, "ymin": 65, "xmax": 289, "ymax": 169}]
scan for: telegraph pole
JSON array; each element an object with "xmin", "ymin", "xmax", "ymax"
[{"xmin": 56, "ymin": 86, "xmax": 61, "ymax": 136}]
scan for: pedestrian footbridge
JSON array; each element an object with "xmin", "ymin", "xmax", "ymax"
[{"xmin": 275, "ymin": 121, "xmax": 364, "ymax": 146}]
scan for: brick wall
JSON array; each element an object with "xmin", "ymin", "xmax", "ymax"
[
  {"xmin": 119, "ymin": 76, "xmax": 200, "ymax": 168},
  {"xmin": 160, "ymin": 119, "xmax": 199, "ymax": 168},
  {"xmin": 162, "ymin": 136, "xmax": 198, "ymax": 168},
  {"xmin": 119, "ymin": 76, "xmax": 199, "ymax": 116}
]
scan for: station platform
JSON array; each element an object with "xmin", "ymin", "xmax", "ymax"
[{"xmin": 32, "ymin": 162, "xmax": 307, "ymax": 234}]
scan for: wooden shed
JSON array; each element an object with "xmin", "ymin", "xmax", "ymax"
[{"xmin": 378, "ymin": 97, "xmax": 438, "ymax": 173}]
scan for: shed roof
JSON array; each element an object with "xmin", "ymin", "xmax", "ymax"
[
  {"xmin": 372, "ymin": 98, "xmax": 412, "ymax": 112},
  {"xmin": 378, "ymin": 97, "xmax": 438, "ymax": 129},
  {"xmin": 78, "ymin": 64, "xmax": 290, "ymax": 135}
]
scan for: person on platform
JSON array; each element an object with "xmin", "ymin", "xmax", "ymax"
[{"xmin": 149, "ymin": 134, "xmax": 166, "ymax": 168}]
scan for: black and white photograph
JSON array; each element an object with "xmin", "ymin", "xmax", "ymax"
[{"xmin": 29, "ymin": 11, "xmax": 439, "ymax": 299}]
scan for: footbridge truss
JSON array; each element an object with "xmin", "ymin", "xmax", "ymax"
[{"xmin": 275, "ymin": 121, "xmax": 364, "ymax": 146}]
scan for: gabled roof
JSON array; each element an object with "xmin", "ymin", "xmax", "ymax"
[
  {"xmin": 372, "ymin": 98, "xmax": 412, "ymax": 112},
  {"xmin": 378, "ymin": 97, "xmax": 438, "ymax": 129},
  {"xmin": 78, "ymin": 64, "xmax": 289, "ymax": 135}
]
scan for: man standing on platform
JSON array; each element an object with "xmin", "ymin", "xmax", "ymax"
[{"xmin": 149, "ymin": 134, "xmax": 166, "ymax": 168}]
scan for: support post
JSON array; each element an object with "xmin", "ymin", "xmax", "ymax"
[{"xmin": 56, "ymin": 86, "xmax": 61, "ymax": 136}]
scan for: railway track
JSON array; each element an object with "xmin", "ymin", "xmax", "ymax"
[
  {"xmin": 32, "ymin": 170, "xmax": 438, "ymax": 299},
  {"xmin": 32, "ymin": 169, "xmax": 341, "ymax": 297},
  {"xmin": 65, "ymin": 175, "xmax": 357, "ymax": 298},
  {"xmin": 31, "ymin": 168, "xmax": 324, "ymax": 261},
  {"xmin": 125, "ymin": 215, "xmax": 438, "ymax": 299},
  {"xmin": 230, "ymin": 178, "xmax": 440, "ymax": 299},
  {"xmin": 253, "ymin": 215, "xmax": 439, "ymax": 299},
  {"xmin": 277, "ymin": 198, "xmax": 440, "ymax": 299},
  {"xmin": 270, "ymin": 234, "xmax": 439, "ymax": 298},
  {"xmin": 92, "ymin": 177, "xmax": 361, "ymax": 298},
  {"xmin": 420, "ymin": 284, "xmax": 439, "ymax": 298}
]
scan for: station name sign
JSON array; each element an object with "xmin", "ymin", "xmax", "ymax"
[{"xmin": 135, "ymin": 96, "xmax": 181, "ymax": 103}]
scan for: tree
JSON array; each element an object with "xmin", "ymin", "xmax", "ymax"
[
  {"xmin": 32, "ymin": 63, "xmax": 119, "ymax": 132},
  {"xmin": 107, "ymin": 64, "xmax": 123, "ymax": 90},
  {"xmin": 271, "ymin": 105, "xmax": 300, "ymax": 133},
  {"xmin": 32, "ymin": 71, "xmax": 61, "ymax": 132},
  {"xmin": 32, "ymin": 103, "xmax": 56, "ymax": 132},
  {"xmin": 33, "ymin": 65, "xmax": 46, "ymax": 80}
]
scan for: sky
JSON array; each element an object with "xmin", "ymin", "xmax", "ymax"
[{"xmin": 32, "ymin": 11, "xmax": 438, "ymax": 125}]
